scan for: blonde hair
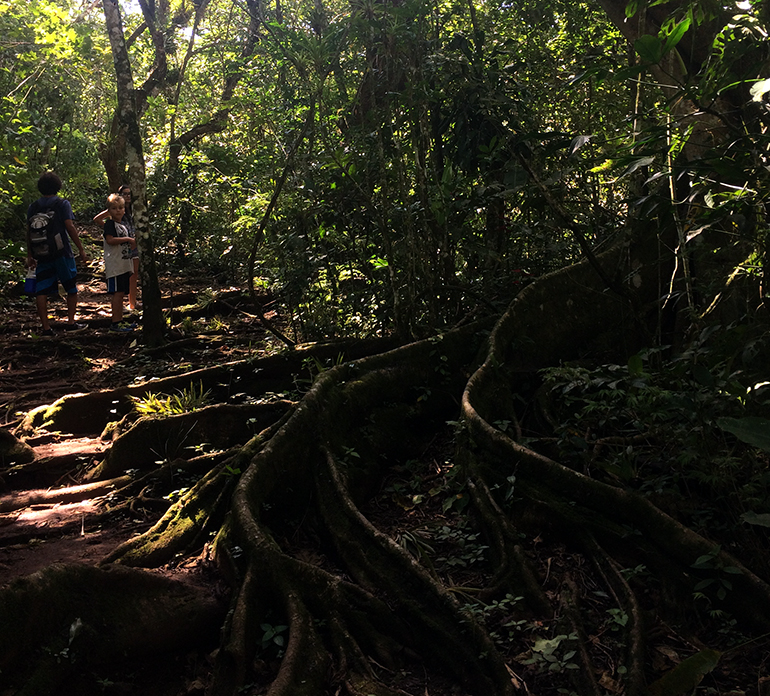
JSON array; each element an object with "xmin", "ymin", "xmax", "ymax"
[{"xmin": 107, "ymin": 193, "xmax": 125, "ymax": 207}]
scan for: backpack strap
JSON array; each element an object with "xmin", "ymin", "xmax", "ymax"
[{"xmin": 29, "ymin": 197, "xmax": 60, "ymax": 218}]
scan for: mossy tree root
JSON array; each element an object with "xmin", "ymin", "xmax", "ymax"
[
  {"xmin": 457, "ymin": 239, "xmax": 770, "ymax": 690},
  {"xmin": 15, "ymin": 337, "xmax": 402, "ymax": 438},
  {"xmin": 104, "ymin": 414, "xmax": 293, "ymax": 567},
  {"xmin": 90, "ymin": 401, "xmax": 293, "ymax": 481},
  {"xmin": 203, "ymin": 326, "xmax": 513, "ymax": 694}
]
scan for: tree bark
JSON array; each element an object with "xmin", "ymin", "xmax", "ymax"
[{"xmin": 102, "ymin": 0, "xmax": 165, "ymax": 346}]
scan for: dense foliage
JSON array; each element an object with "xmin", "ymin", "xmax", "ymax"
[
  {"xmin": 1, "ymin": 0, "xmax": 640, "ymax": 337},
  {"xmin": 2, "ymin": 1, "xmax": 770, "ymax": 694},
  {"xmin": 3, "ymin": 0, "xmax": 766, "ymax": 340}
]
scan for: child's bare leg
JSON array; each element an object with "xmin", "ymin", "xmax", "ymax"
[
  {"xmin": 36, "ymin": 294, "xmax": 50, "ymax": 331},
  {"xmin": 66, "ymin": 292, "xmax": 78, "ymax": 323},
  {"xmin": 111, "ymin": 292, "xmax": 125, "ymax": 324}
]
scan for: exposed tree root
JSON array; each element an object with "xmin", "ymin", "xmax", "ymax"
[
  {"xmin": 457, "ymin": 240, "xmax": 770, "ymax": 689},
  {"xmin": 15, "ymin": 337, "xmax": 401, "ymax": 438},
  {"xmin": 0, "ymin": 427, "xmax": 35, "ymax": 466},
  {"xmin": 103, "ymin": 411, "xmax": 293, "ymax": 567},
  {"xmin": 89, "ymin": 401, "xmax": 293, "ymax": 480},
  {"xmin": 3, "ymin": 236, "xmax": 769, "ymax": 695},
  {"xmin": 0, "ymin": 476, "xmax": 131, "ymax": 514},
  {"xmin": 0, "ymin": 563, "xmax": 225, "ymax": 695}
]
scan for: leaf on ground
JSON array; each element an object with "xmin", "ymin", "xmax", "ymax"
[
  {"xmin": 599, "ymin": 672, "xmax": 622, "ymax": 693},
  {"xmin": 647, "ymin": 649, "xmax": 720, "ymax": 696}
]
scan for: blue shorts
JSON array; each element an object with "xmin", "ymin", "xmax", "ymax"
[
  {"xmin": 107, "ymin": 272, "xmax": 131, "ymax": 295},
  {"xmin": 35, "ymin": 257, "xmax": 78, "ymax": 296}
]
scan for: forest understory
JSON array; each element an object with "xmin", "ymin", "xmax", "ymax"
[{"xmin": 1, "ymin": 244, "xmax": 770, "ymax": 696}]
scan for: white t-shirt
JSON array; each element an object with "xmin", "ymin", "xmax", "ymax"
[{"xmin": 103, "ymin": 219, "xmax": 134, "ymax": 279}]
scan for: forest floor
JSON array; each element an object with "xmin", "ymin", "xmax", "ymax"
[
  {"xmin": 3, "ymin": 268, "xmax": 769, "ymax": 696},
  {"xmin": 0, "ymin": 268, "xmax": 491, "ymax": 696},
  {"xmin": 0, "ymin": 270, "xmax": 278, "ymax": 696}
]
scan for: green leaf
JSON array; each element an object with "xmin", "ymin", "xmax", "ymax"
[
  {"xmin": 717, "ymin": 416, "xmax": 770, "ymax": 452},
  {"xmin": 741, "ymin": 511, "xmax": 770, "ymax": 528},
  {"xmin": 635, "ymin": 35, "xmax": 663, "ymax": 64},
  {"xmin": 618, "ymin": 156, "xmax": 655, "ymax": 179},
  {"xmin": 627, "ymin": 354, "xmax": 644, "ymax": 376},
  {"xmin": 661, "ymin": 16, "xmax": 691, "ymax": 54},
  {"xmin": 370, "ymin": 256, "xmax": 389, "ymax": 269},
  {"xmin": 648, "ymin": 649, "xmax": 721, "ymax": 696},
  {"xmin": 691, "ymin": 548, "xmax": 718, "ymax": 569}
]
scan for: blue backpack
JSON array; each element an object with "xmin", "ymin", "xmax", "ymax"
[{"xmin": 28, "ymin": 199, "xmax": 65, "ymax": 261}]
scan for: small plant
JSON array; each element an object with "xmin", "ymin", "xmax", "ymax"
[
  {"xmin": 461, "ymin": 594, "xmax": 528, "ymax": 649},
  {"xmin": 299, "ymin": 352, "xmax": 346, "ymax": 386},
  {"xmin": 130, "ymin": 381, "xmax": 211, "ymax": 415},
  {"xmin": 198, "ymin": 288, "xmax": 217, "ymax": 308},
  {"xmin": 209, "ymin": 315, "xmax": 227, "ymax": 331},
  {"xmin": 260, "ymin": 622, "xmax": 288, "ymax": 656},
  {"xmin": 691, "ymin": 545, "xmax": 743, "ymax": 602},
  {"xmin": 340, "ymin": 445, "xmax": 360, "ymax": 463},
  {"xmin": 606, "ymin": 608, "xmax": 629, "ymax": 629},
  {"xmin": 179, "ymin": 315, "xmax": 196, "ymax": 335},
  {"xmin": 521, "ymin": 632, "xmax": 580, "ymax": 673},
  {"xmin": 434, "ymin": 522, "xmax": 488, "ymax": 568},
  {"xmin": 223, "ymin": 463, "xmax": 242, "ymax": 477}
]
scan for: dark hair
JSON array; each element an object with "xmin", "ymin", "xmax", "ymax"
[
  {"xmin": 37, "ymin": 171, "xmax": 63, "ymax": 196},
  {"xmin": 117, "ymin": 185, "xmax": 131, "ymax": 195}
]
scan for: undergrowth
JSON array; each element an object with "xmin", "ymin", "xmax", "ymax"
[
  {"xmin": 539, "ymin": 324, "xmax": 770, "ymax": 511},
  {"xmin": 129, "ymin": 381, "xmax": 212, "ymax": 416}
]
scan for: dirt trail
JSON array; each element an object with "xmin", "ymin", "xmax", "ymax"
[{"xmin": 0, "ymin": 270, "xmax": 268, "ymax": 585}]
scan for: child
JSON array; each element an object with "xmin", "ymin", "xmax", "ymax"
[
  {"xmin": 27, "ymin": 171, "xmax": 90, "ymax": 336},
  {"xmin": 102, "ymin": 194, "xmax": 137, "ymax": 332},
  {"xmin": 94, "ymin": 184, "xmax": 140, "ymax": 311}
]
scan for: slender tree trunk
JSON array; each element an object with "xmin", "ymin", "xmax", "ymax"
[{"xmin": 102, "ymin": 0, "xmax": 165, "ymax": 346}]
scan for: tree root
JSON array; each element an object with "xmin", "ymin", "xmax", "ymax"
[
  {"xmin": 464, "ymin": 470, "xmax": 552, "ymax": 615},
  {"xmin": 15, "ymin": 337, "xmax": 402, "ymax": 438},
  {"xmin": 5, "ymin": 234, "xmax": 768, "ymax": 695},
  {"xmin": 316, "ymin": 448, "xmax": 516, "ymax": 694},
  {"xmin": 0, "ymin": 563, "xmax": 225, "ymax": 695},
  {"xmin": 88, "ymin": 400, "xmax": 293, "ymax": 481},
  {"xmin": 103, "ymin": 411, "xmax": 293, "ymax": 566},
  {"xmin": 202, "ymin": 325, "xmax": 515, "ymax": 694},
  {"xmin": 587, "ymin": 535, "xmax": 646, "ymax": 696},
  {"xmin": 456, "ymin": 237, "xmax": 770, "ymax": 691},
  {"xmin": 0, "ymin": 475, "xmax": 131, "ymax": 514}
]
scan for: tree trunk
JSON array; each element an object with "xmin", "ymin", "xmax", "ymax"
[{"xmin": 102, "ymin": 0, "xmax": 165, "ymax": 346}]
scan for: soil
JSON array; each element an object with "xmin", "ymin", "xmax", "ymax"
[
  {"xmin": 0, "ymin": 268, "xmax": 274, "ymax": 695},
  {"xmin": 0, "ymin": 264, "xmax": 278, "ymax": 559}
]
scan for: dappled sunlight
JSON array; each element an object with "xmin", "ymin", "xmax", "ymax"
[
  {"xmin": 87, "ymin": 357, "xmax": 118, "ymax": 373},
  {"xmin": 13, "ymin": 499, "xmax": 100, "ymax": 527}
]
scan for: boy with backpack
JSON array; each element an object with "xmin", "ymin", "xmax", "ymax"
[{"xmin": 26, "ymin": 171, "xmax": 89, "ymax": 336}]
